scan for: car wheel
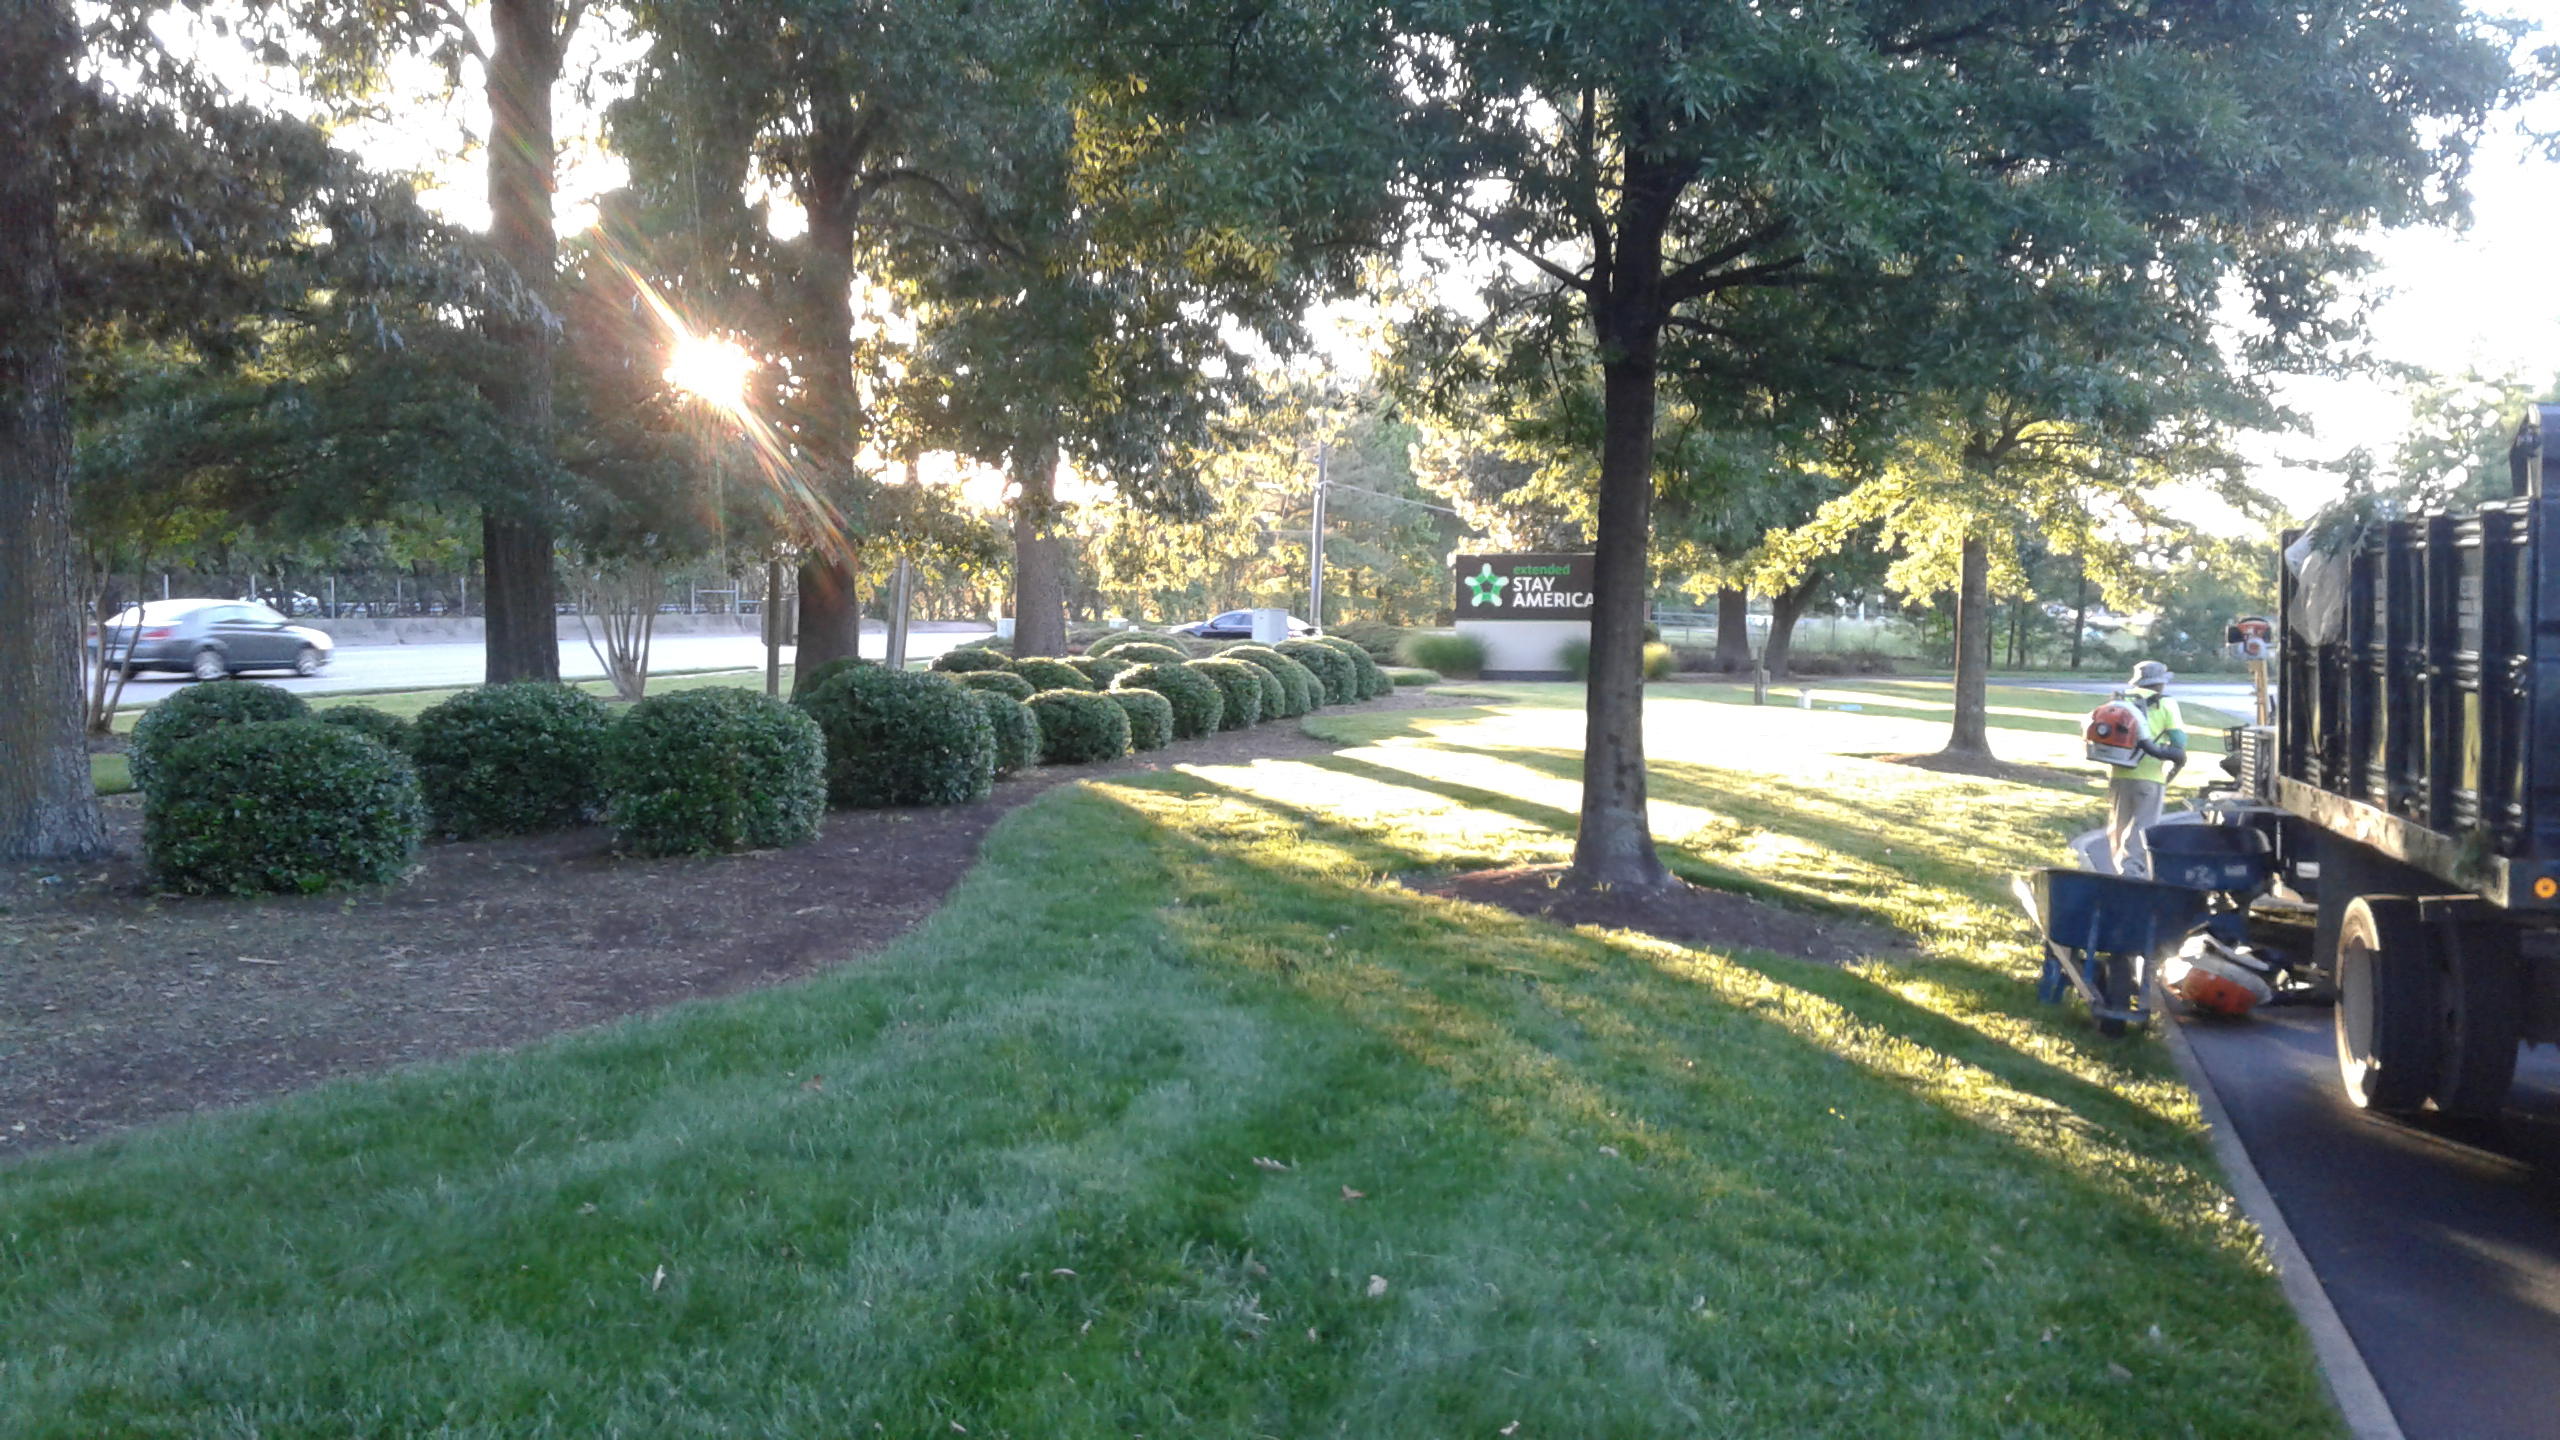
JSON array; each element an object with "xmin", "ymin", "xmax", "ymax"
[
  {"xmin": 190, "ymin": 648, "xmax": 228, "ymax": 682},
  {"xmin": 292, "ymin": 645, "xmax": 324, "ymax": 677}
]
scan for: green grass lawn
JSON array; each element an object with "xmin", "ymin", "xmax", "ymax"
[{"xmin": 5, "ymin": 691, "xmax": 2332, "ymax": 1436}]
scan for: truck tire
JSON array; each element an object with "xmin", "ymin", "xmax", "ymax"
[
  {"xmin": 2335, "ymin": 895, "xmax": 2441, "ymax": 1113},
  {"xmin": 2434, "ymin": 911, "xmax": 2524, "ymax": 1118}
]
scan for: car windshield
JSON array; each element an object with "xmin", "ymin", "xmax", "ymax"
[{"xmin": 105, "ymin": 600, "xmax": 216, "ymax": 627}]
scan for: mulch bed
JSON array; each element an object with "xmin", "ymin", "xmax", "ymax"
[
  {"xmin": 0, "ymin": 691, "xmax": 1463, "ymax": 1160},
  {"xmin": 1411, "ymin": 864, "xmax": 1902, "ymax": 965}
]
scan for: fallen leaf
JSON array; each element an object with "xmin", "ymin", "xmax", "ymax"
[
  {"xmin": 1252, "ymin": 1156, "xmax": 1292, "ymax": 1171},
  {"xmin": 2105, "ymin": 1362, "xmax": 2132, "ymax": 1381},
  {"xmin": 1366, "ymin": 1274, "xmax": 1389, "ymax": 1298},
  {"xmin": 649, "ymin": 1264, "xmax": 667, "ymax": 1292},
  {"xmin": 1598, "ymin": 1145, "xmax": 1621, "ymax": 1158},
  {"xmin": 801, "ymin": 1075, "xmax": 825, "ymax": 1091},
  {"xmin": 1341, "ymin": 1186, "xmax": 1365, "ymax": 1201},
  {"xmin": 1051, "ymin": 1268, "xmax": 1077, "ymax": 1278},
  {"xmin": 1500, "ymin": 1425, "xmax": 1520, "ymax": 1437}
]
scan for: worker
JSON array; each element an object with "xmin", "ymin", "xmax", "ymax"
[{"xmin": 2108, "ymin": 660, "xmax": 2187, "ymax": 878}]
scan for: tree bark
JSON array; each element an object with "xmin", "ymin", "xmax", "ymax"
[
  {"xmin": 1570, "ymin": 342, "xmax": 1673, "ymax": 890},
  {"xmin": 1010, "ymin": 428, "xmax": 1068, "ymax": 658},
  {"xmin": 1713, "ymin": 586, "xmax": 1752, "ymax": 672},
  {"xmin": 2070, "ymin": 561, "xmax": 2089, "ymax": 671},
  {"xmin": 1942, "ymin": 532, "xmax": 1993, "ymax": 757},
  {"xmin": 0, "ymin": 0, "xmax": 103, "ymax": 860},
  {"xmin": 1762, "ymin": 569, "xmax": 1822, "ymax": 681},
  {"xmin": 480, "ymin": 0, "xmax": 563, "ymax": 683},
  {"xmin": 789, "ymin": 73, "xmax": 871, "ymax": 673}
]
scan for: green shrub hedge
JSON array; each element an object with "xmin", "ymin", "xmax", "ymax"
[
  {"xmin": 315, "ymin": 704, "xmax": 413, "ymax": 754},
  {"xmin": 1397, "ymin": 632, "xmax": 1485, "ymax": 678},
  {"xmin": 1383, "ymin": 666, "xmax": 1442, "ymax": 686},
  {"xmin": 601, "ymin": 689, "xmax": 824, "ymax": 857},
  {"xmin": 1115, "ymin": 662, "xmax": 1223, "ymax": 739},
  {"xmin": 930, "ymin": 647, "xmax": 1011, "ymax": 674},
  {"xmin": 1190, "ymin": 658, "xmax": 1265, "ymax": 729},
  {"xmin": 1222, "ymin": 645, "xmax": 1318, "ymax": 716},
  {"xmin": 129, "ymin": 682, "xmax": 309, "ymax": 792},
  {"xmin": 1276, "ymin": 640, "xmax": 1357, "ymax": 705},
  {"xmin": 794, "ymin": 666, "xmax": 994, "ymax": 807},
  {"xmin": 958, "ymin": 670, "xmax": 1036, "ymax": 702},
  {"xmin": 969, "ymin": 690, "xmax": 1043, "ymax": 776},
  {"xmin": 1005, "ymin": 656, "xmax": 1094, "ymax": 691},
  {"xmin": 1241, "ymin": 663, "xmax": 1286, "ymax": 720},
  {"xmin": 144, "ymin": 720, "xmax": 423, "ymax": 894},
  {"xmin": 1330, "ymin": 619, "xmax": 1414, "ymax": 662},
  {"xmin": 1067, "ymin": 654, "xmax": 1134, "ymax": 686},
  {"xmin": 1107, "ymin": 688, "xmax": 1174, "ymax": 751},
  {"xmin": 1311, "ymin": 635, "xmax": 1391, "ymax": 699},
  {"xmin": 1087, "ymin": 631, "xmax": 1190, "ymax": 660},
  {"xmin": 1027, "ymin": 689, "xmax": 1131, "ymax": 764},
  {"xmin": 411, "ymin": 682, "xmax": 610, "ymax": 838},
  {"xmin": 790, "ymin": 656, "xmax": 874, "ymax": 702},
  {"xmin": 1561, "ymin": 639, "xmax": 1677, "ymax": 681}
]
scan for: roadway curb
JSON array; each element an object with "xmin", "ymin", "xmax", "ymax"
[{"xmin": 2159, "ymin": 1008, "xmax": 2404, "ymax": 1440}]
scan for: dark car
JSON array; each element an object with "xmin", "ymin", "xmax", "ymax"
[
  {"xmin": 1175, "ymin": 609, "xmax": 1314, "ymax": 641},
  {"xmin": 96, "ymin": 599, "xmax": 335, "ymax": 681}
]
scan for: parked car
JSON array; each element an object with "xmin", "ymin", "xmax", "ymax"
[
  {"xmin": 1175, "ymin": 610, "xmax": 1314, "ymax": 641},
  {"xmin": 95, "ymin": 599, "xmax": 334, "ymax": 681}
]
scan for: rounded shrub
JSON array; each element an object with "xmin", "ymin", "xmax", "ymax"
[
  {"xmin": 1190, "ymin": 658, "xmax": 1265, "ymax": 730},
  {"xmin": 1088, "ymin": 630, "xmax": 1189, "ymax": 659},
  {"xmin": 1277, "ymin": 640, "xmax": 1358, "ymax": 706},
  {"xmin": 1559, "ymin": 638, "xmax": 1678, "ymax": 682},
  {"xmin": 1397, "ymin": 632, "xmax": 1486, "ymax": 679},
  {"xmin": 600, "ymin": 689, "xmax": 824, "ymax": 857},
  {"xmin": 129, "ymin": 681, "xmax": 309, "ymax": 792},
  {"xmin": 1068, "ymin": 654, "xmax": 1134, "ymax": 687},
  {"xmin": 1093, "ymin": 639, "xmax": 1189, "ymax": 666},
  {"xmin": 1223, "ymin": 645, "xmax": 1317, "ymax": 716},
  {"xmin": 144, "ymin": 720, "xmax": 423, "ymax": 895},
  {"xmin": 1005, "ymin": 656, "xmax": 1094, "ymax": 691},
  {"xmin": 1108, "ymin": 688, "xmax": 1174, "ymax": 751},
  {"xmin": 1116, "ymin": 662, "xmax": 1223, "ymax": 740},
  {"xmin": 794, "ymin": 665, "xmax": 994, "ymax": 807},
  {"xmin": 958, "ymin": 670, "xmax": 1036, "ymax": 702},
  {"xmin": 1027, "ymin": 689, "xmax": 1132, "ymax": 765},
  {"xmin": 930, "ymin": 646, "xmax": 1011, "ymax": 674},
  {"xmin": 1384, "ymin": 666, "xmax": 1442, "ymax": 686},
  {"xmin": 410, "ymin": 682, "xmax": 611, "ymax": 839},
  {"xmin": 791, "ymin": 656, "xmax": 874, "ymax": 702},
  {"xmin": 969, "ymin": 689, "xmax": 1043, "ymax": 776},
  {"xmin": 1312, "ymin": 635, "xmax": 1391, "ymax": 699},
  {"xmin": 1244, "ymin": 664, "xmax": 1287, "ymax": 721},
  {"xmin": 316, "ymin": 704, "xmax": 413, "ymax": 754}
]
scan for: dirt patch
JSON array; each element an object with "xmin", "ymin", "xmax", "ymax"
[
  {"xmin": 0, "ymin": 691, "xmax": 1467, "ymax": 1160},
  {"xmin": 1859, "ymin": 749, "xmax": 2099, "ymax": 792},
  {"xmin": 1410, "ymin": 864, "xmax": 1900, "ymax": 965}
]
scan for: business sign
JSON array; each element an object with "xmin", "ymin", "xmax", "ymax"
[{"xmin": 1453, "ymin": 553, "xmax": 1597, "ymax": 620}]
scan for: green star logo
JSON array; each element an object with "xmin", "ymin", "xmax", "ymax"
[{"xmin": 1464, "ymin": 563, "xmax": 1509, "ymax": 607}]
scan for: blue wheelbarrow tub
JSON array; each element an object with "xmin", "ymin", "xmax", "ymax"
[
  {"xmin": 2140, "ymin": 822, "xmax": 2273, "ymax": 895},
  {"xmin": 2022, "ymin": 868, "xmax": 2212, "ymax": 958}
]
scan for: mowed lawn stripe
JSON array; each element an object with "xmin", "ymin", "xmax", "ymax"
[{"xmin": 1, "ymin": 698, "xmax": 2336, "ymax": 1437}]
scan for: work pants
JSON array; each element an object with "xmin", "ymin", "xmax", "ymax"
[{"xmin": 2108, "ymin": 777, "xmax": 2165, "ymax": 878}]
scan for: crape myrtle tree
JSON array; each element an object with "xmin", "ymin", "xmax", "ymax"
[{"xmin": 1235, "ymin": 0, "xmax": 2519, "ymax": 889}]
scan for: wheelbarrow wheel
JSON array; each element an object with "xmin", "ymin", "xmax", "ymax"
[
  {"xmin": 2335, "ymin": 895, "xmax": 2440, "ymax": 1114},
  {"xmin": 2095, "ymin": 951, "xmax": 2138, "ymax": 1037}
]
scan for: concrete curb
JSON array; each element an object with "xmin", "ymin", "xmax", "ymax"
[{"xmin": 2159, "ymin": 1009, "xmax": 2404, "ymax": 1440}]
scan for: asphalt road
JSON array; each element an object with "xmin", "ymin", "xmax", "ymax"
[
  {"xmin": 2182, "ymin": 1006, "xmax": 2560, "ymax": 1440},
  {"xmin": 2009, "ymin": 675, "xmax": 2262, "ymax": 716},
  {"xmin": 102, "ymin": 625, "xmax": 995, "ymax": 705}
]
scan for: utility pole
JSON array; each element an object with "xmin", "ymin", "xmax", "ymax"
[{"xmin": 1307, "ymin": 437, "xmax": 1330, "ymax": 631}]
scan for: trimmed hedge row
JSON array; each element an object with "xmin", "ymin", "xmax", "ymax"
[
  {"xmin": 144, "ymin": 720, "xmax": 423, "ymax": 895},
  {"xmin": 602, "ymin": 688, "xmax": 824, "ymax": 857},
  {"xmin": 412, "ymin": 683, "xmax": 610, "ymax": 839},
  {"xmin": 971, "ymin": 690, "xmax": 1043, "ymax": 776},
  {"xmin": 1191, "ymin": 658, "xmax": 1266, "ymax": 730},
  {"xmin": 317, "ymin": 704, "xmax": 413, "ymax": 753},
  {"xmin": 794, "ymin": 666, "xmax": 994, "ymax": 807},
  {"xmin": 958, "ymin": 670, "xmax": 1036, "ymax": 702},
  {"xmin": 130, "ymin": 681, "xmax": 309, "ymax": 793},
  {"xmin": 1086, "ymin": 631, "xmax": 1191, "ymax": 660},
  {"xmin": 930, "ymin": 647, "xmax": 1011, "ymax": 674},
  {"xmin": 1222, "ymin": 646, "xmax": 1319, "ymax": 717},
  {"xmin": 1005, "ymin": 657, "xmax": 1093, "ymax": 692},
  {"xmin": 1028, "ymin": 689, "xmax": 1131, "ymax": 764},
  {"xmin": 1311, "ymin": 635, "xmax": 1391, "ymax": 699},
  {"xmin": 1115, "ymin": 661, "xmax": 1223, "ymax": 739},
  {"xmin": 1068, "ymin": 654, "xmax": 1134, "ymax": 686},
  {"xmin": 1276, "ymin": 640, "xmax": 1357, "ymax": 705},
  {"xmin": 1108, "ymin": 688, "xmax": 1174, "ymax": 751}
]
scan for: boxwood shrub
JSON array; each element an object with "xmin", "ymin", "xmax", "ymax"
[
  {"xmin": 410, "ymin": 682, "xmax": 610, "ymax": 839},
  {"xmin": 1005, "ymin": 656, "xmax": 1094, "ymax": 691},
  {"xmin": 1190, "ymin": 658, "xmax": 1265, "ymax": 729},
  {"xmin": 1115, "ymin": 662, "xmax": 1223, "ymax": 739},
  {"xmin": 144, "ymin": 720, "xmax": 423, "ymax": 895},
  {"xmin": 1222, "ymin": 645, "xmax": 1318, "ymax": 716},
  {"xmin": 930, "ymin": 646, "xmax": 1011, "ymax": 674},
  {"xmin": 316, "ymin": 704, "xmax": 413, "ymax": 754},
  {"xmin": 1561, "ymin": 639, "xmax": 1677, "ymax": 681},
  {"xmin": 1312, "ymin": 635, "xmax": 1391, "ymax": 699},
  {"xmin": 958, "ymin": 670, "xmax": 1036, "ymax": 701},
  {"xmin": 1087, "ymin": 630, "xmax": 1189, "ymax": 660},
  {"xmin": 601, "ymin": 689, "xmax": 824, "ymax": 857},
  {"xmin": 1384, "ymin": 666, "xmax": 1442, "ymax": 686},
  {"xmin": 1277, "ymin": 640, "xmax": 1358, "ymax": 705},
  {"xmin": 970, "ymin": 690, "xmax": 1043, "ymax": 776},
  {"xmin": 1107, "ymin": 688, "xmax": 1174, "ymax": 751},
  {"xmin": 1027, "ymin": 688, "xmax": 1131, "ymax": 765},
  {"xmin": 1397, "ymin": 632, "xmax": 1486, "ymax": 679},
  {"xmin": 129, "ymin": 681, "xmax": 309, "ymax": 792},
  {"xmin": 1095, "ymin": 640, "xmax": 1189, "ymax": 667},
  {"xmin": 794, "ymin": 665, "xmax": 994, "ymax": 807},
  {"xmin": 790, "ymin": 656, "xmax": 873, "ymax": 702},
  {"xmin": 1067, "ymin": 654, "xmax": 1134, "ymax": 686}
]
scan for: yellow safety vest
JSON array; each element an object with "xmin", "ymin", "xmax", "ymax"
[{"xmin": 2128, "ymin": 694, "xmax": 2185, "ymax": 784}]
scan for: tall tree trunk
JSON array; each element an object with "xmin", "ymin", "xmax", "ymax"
[
  {"xmin": 1713, "ymin": 586, "xmax": 1752, "ymax": 671},
  {"xmin": 0, "ymin": 0, "xmax": 102, "ymax": 860},
  {"xmin": 1570, "ymin": 330, "xmax": 1672, "ymax": 891},
  {"xmin": 789, "ymin": 77, "xmax": 871, "ymax": 672},
  {"xmin": 1943, "ymin": 532, "xmax": 1993, "ymax": 757},
  {"xmin": 1010, "ymin": 428, "xmax": 1067, "ymax": 658},
  {"xmin": 480, "ymin": 0, "xmax": 563, "ymax": 683},
  {"xmin": 1762, "ymin": 569, "xmax": 1822, "ymax": 681},
  {"xmin": 2070, "ymin": 560, "xmax": 2089, "ymax": 671}
]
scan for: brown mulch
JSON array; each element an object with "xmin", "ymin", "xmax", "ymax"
[
  {"xmin": 1861, "ymin": 749, "xmax": 2100, "ymax": 792},
  {"xmin": 1409, "ymin": 864, "xmax": 1902, "ymax": 965},
  {"xmin": 0, "ymin": 691, "xmax": 1466, "ymax": 1160}
]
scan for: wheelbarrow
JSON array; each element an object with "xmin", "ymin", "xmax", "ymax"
[
  {"xmin": 2140, "ymin": 821, "xmax": 2274, "ymax": 897},
  {"xmin": 2011, "ymin": 868, "xmax": 2211, "ymax": 1035}
]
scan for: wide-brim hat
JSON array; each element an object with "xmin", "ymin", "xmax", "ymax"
[{"xmin": 2129, "ymin": 660, "xmax": 2174, "ymax": 688}]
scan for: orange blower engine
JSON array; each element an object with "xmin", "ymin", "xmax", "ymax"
[{"xmin": 2084, "ymin": 698, "xmax": 2147, "ymax": 767}]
